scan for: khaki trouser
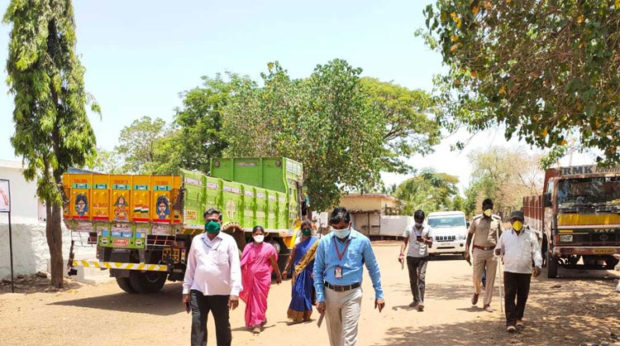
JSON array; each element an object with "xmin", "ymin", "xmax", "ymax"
[
  {"xmin": 325, "ymin": 286, "xmax": 363, "ymax": 346},
  {"xmin": 473, "ymin": 248, "xmax": 497, "ymax": 306}
]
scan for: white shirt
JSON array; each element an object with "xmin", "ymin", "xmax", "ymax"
[
  {"xmin": 183, "ymin": 232, "xmax": 242, "ymax": 296},
  {"xmin": 403, "ymin": 225, "xmax": 431, "ymax": 257},
  {"xmin": 495, "ymin": 228, "xmax": 543, "ymax": 274}
]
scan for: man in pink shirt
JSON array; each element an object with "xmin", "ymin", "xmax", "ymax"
[{"xmin": 182, "ymin": 208, "xmax": 242, "ymax": 346}]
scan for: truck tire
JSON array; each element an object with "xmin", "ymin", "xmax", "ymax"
[
  {"xmin": 129, "ymin": 271, "xmax": 167, "ymax": 294},
  {"xmin": 547, "ymin": 251, "xmax": 558, "ymax": 278},
  {"xmin": 115, "ymin": 277, "xmax": 136, "ymax": 294}
]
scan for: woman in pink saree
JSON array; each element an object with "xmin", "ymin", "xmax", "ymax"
[{"xmin": 239, "ymin": 225, "xmax": 282, "ymax": 335}]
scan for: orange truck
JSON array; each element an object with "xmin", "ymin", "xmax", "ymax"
[{"xmin": 523, "ymin": 165, "xmax": 619, "ymax": 278}]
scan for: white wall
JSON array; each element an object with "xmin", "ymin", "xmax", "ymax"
[{"xmin": 0, "ymin": 161, "xmax": 74, "ymax": 279}]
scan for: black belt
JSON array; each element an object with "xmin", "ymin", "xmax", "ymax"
[
  {"xmin": 473, "ymin": 245, "xmax": 495, "ymax": 251},
  {"xmin": 324, "ymin": 282, "xmax": 361, "ymax": 292}
]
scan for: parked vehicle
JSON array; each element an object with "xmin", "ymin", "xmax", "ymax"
[
  {"xmin": 426, "ymin": 211, "xmax": 468, "ymax": 257},
  {"xmin": 523, "ymin": 165, "xmax": 619, "ymax": 278},
  {"xmin": 63, "ymin": 157, "xmax": 305, "ymax": 293}
]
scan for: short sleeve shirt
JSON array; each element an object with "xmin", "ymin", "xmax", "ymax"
[
  {"xmin": 403, "ymin": 225, "xmax": 431, "ymax": 257},
  {"xmin": 468, "ymin": 216, "xmax": 503, "ymax": 247}
]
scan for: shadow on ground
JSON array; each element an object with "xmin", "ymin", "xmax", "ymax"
[
  {"xmin": 49, "ymin": 282, "xmax": 184, "ymax": 316},
  {"xmin": 376, "ymin": 273, "xmax": 620, "ymax": 346}
]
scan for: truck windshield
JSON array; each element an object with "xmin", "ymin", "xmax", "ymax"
[
  {"xmin": 428, "ymin": 216, "xmax": 466, "ymax": 228},
  {"xmin": 557, "ymin": 176, "xmax": 620, "ymax": 212}
]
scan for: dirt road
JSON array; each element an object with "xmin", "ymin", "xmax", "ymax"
[{"xmin": 1, "ymin": 242, "xmax": 618, "ymax": 345}]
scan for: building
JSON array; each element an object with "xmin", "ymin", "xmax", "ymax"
[{"xmin": 339, "ymin": 193, "xmax": 403, "ymax": 238}]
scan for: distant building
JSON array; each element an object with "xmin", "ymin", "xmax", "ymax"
[{"xmin": 339, "ymin": 193, "xmax": 403, "ymax": 239}]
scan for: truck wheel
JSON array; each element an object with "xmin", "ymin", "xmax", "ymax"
[
  {"xmin": 547, "ymin": 252, "xmax": 558, "ymax": 278},
  {"xmin": 115, "ymin": 277, "xmax": 136, "ymax": 294},
  {"xmin": 129, "ymin": 271, "xmax": 167, "ymax": 294}
]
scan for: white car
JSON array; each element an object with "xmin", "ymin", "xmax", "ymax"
[{"xmin": 426, "ymin": 211, "xmax": 468, "ymax": 257}]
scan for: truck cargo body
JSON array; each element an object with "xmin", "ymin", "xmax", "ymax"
[
  {"xmin": 62, "ymin": 157, "xmax": 304, "ymax": 293},
  {"xmin": 523, "ymin": 165, "xmax": 619, "ymax": 278}
]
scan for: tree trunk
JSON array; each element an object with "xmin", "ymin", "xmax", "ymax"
[{"xmin": 46, "ymin": 198, "xmax": 64, "ymax": 288}]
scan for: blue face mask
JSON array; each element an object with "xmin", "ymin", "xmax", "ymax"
[{"xmin": 333, "ymin": 228, "xmax": 351, "ymax": 239}]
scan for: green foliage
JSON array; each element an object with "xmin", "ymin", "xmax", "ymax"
[
  {"xmin": 5, "ymin": 0, "xmax": 98, "ymax": 197},
  {"xmin": 88, "ymin": 148, "xmax": 121, "ymax": 173},
  {"xmin": 421, "ymin": 0, "xmax": 619, "ymax": 164},
  {"xmin": 114, "ymin": 116, "xmax": 168, "ymax": 173},
  {"xmin": 395, "ymin": 169, "xmax": 459, "ymax": 214},
  {"xmin": 4, "ymin": 0, "xmax": 97, "ymax": 288},
  {"xmin": 361, "ymin": 78, "xmax": 441, "ymax": 173},
  {"xmin": 222, "ymin": 60, "xmax": 439, "ymax": 211},
  {"xmin": 172, "ymin": 73, "xmax": 252, "ymax": 173},
  {"xmin": 464, "ymin": 146, "xmax": 543, "ymax": 219}
]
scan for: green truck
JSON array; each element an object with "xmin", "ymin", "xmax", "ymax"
[{"xmin": 63, "ymin": 157, "xmax": 305, "ymax": 293}]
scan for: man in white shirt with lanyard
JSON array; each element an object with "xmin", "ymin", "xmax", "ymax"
[
  {"xmin": 399, "ymin": 209, "xmax": 432, "ymax": 311},
  {"xmin": 182, "ymin": 208, "xmax": 242, "ymax": 346},
  {"xmin": 495, "ymin": 210, "xmax": 542, "ymax": 333}
]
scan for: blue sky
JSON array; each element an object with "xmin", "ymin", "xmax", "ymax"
[{"xmin": 0, "ymin": 0, "xmax": 593, "ymax": 191}]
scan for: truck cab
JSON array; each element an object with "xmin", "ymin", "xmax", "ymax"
[
  {"xmin": 426, "ymin": 211, "xmax": 468, "ymax": 257},
  {"xmin": 524, "ymin": 165, "xmax": 620, "ymax": 278}
]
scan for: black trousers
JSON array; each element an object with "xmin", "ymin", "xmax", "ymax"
[
  {"xmin": 406, "ymin": 256, "xmax": 428, "ymax": 303},
  {"xmin": 503, "ymin": 272, "xmax": 531, "ymax": 326},
  {"xmin": 190, "ymin": 290, "xmax": 231, "ymax": 346}
]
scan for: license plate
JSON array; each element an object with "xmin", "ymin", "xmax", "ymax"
[
  {"xmin": 593, "ymin": 248, "xmax": 616, "ymax": 255},
  {"xmin": 113, "ymin": 238, "xmax": 129, "ymax": 247}
]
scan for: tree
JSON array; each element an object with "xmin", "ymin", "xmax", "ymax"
[
  {"xmin": 224, "ymin": 60, "xmax": 386, "ymax": 210},
  {"xmin": 464, "ymin": 146, "xmax": 543, "ymax": 219},
  {"xmin": 88, "ymin": 148, "xmax": 121, "ymax": 173},
  {"xmin": 172, "ymin": 73, "xmax": 252, "ymax": 173},
  {"xmin": 4, "ymin": 0, "xmax": 99, "ymax": 287},
  {"xmin": 395, "ymin": 169, "xmax": 459, "ymax": 214},
  {"xmin": 421, "ymin": 0, "xmax": 619, "ymax": 164},
  {"xmin": 223, "ymin": 60, "xmax": 442, "ymax": 210},
  {"xmin": 361, "ymin": 78, "xmax": 441, "ymax": 174},
  {"xmin": 114, "ymin": 116, "xmax": 168, "ymax": 173}
]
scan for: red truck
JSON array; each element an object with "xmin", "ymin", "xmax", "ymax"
[{"xmin": 523, "ymin": 165, "xmax": 619, "ymax": 278}]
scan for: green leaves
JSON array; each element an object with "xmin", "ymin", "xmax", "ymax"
[
  {"xmin": 221, "ymin": 60, "xmax": 440, "ymax": 210},
  {"xmin": 422, "ymin": 0, "xmax": 619, "ymax": 164},
  {"xmin": 5, "ymin": 0, "xmax": 97, "ymax": 201},
  {"xmin": 395, "ymin": 169, "xmax": 459, "ymax": 214}
]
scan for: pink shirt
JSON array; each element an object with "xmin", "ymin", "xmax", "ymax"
[{"xmin": 183, "ymin": 232, "xmax": 242, "ymax": 296}]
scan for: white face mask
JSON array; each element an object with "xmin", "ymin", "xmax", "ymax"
[
  {"xmin": 415, "ymin": 222, "xmax": 423, "ymax": 228},
  {"xmin": 333, "ymin": 228, "xmax": 351, "ymax": 239},
  {"xmin": 253, "ymin": 235, "xmax": 264, "ymax": 243}
]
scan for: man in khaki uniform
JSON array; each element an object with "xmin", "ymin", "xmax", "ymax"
[{"xmin": 465, "ymin": 198, "xmax": 503, "ymax": 312}]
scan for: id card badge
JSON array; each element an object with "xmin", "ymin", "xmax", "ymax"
[{"xmin": 334, "ymin": 266, "xmax": 343, "ymax": 278}]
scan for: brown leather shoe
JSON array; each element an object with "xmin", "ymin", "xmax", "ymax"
[{"xmin": 471, "ymin": 293, "xmax": 479, "ymax": 305}]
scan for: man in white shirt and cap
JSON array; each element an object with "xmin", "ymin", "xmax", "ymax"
[{"xmin": 495, "ymin": 210, "xmax": 542, "ymax": 333}]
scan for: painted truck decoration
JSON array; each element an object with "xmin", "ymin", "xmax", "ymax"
[
  {"xmin": 63, "ymin": 157, "xmax": 304, "ymax": 293},
  {"xmin": 523, "ymin": 165, "xmax": 619, "ymax": 278}
]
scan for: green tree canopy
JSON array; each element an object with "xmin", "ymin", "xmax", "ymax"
[
  {"xmin": 4, "ymin": 0, "xmax": 98, "ymax": 287},
  {"xmin": 172, "ymin": 73, "xmax": 252, "ymax": 173},
  {"xmin": 421, "ymin": 0, "xmax": 619, "ymax": 164},
  {"xmin": 114, "ymin": 116, "xmax": 168, "ymax": 173},
  {"xmin": 395, "ymin": 169, "xmax": 459, "ymax": 214},
  {"xmin": 222, "ymin": 60, "xmax": 440, "ymax": 210}
]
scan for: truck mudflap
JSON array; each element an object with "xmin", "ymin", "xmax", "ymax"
[
  {"xmin": 72, "ymin": 260, "xmax": 169, "ymax": 272},
  {"xmin": 553, "ymin": 246, "xmax": 620, "ymax": 256}
]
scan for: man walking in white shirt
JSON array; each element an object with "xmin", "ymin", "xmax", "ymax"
[
  {"xmin": 495, "ymin": 210, "xmax": 542, "ymax": 333},
  {"xmin": 182, "ymin": 208, "xmax": 242, "ymax": 346}
]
